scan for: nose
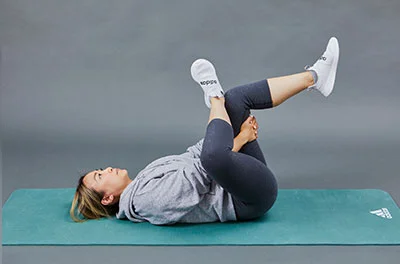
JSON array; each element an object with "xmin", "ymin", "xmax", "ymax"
[{"xmin": 110, "ymin": 167, "xmax": 118, "ymax": 174}]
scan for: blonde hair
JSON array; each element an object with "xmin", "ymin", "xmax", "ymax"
[{"xmin": 70, "ymin": 171, "xmax": 119, "ymax": 223}]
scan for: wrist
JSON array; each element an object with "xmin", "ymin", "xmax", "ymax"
[
  {"xmin": 237, "ymin": 133, "xmax": 248, "ymax": 145},
  {"xmin": 233, "ymin": 134, "xmax": 248, "ymax": 152}
]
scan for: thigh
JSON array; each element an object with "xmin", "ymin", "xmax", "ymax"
[
  {"xmin": 225, "ymin": 150, "xmax": 278, "ymax": 221},
  {"xmin": 231, "ymin": 194, "xmax": 277, "ymax": 221},
  {"xmin": 226, "ymin": 150, "xmax": 278, "ymax": 206}
]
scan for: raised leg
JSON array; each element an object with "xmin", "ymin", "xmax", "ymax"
[
  {"xmin": 207, "ymin": 71, "xmax": 315, "ymax": 132},
  {"xmin": 206, "ymin": 71, "xmax": 315, "ymax": 166},
  {"xmin": 268, "ymin": 71, "xmax": 314, "ymax": 107}
]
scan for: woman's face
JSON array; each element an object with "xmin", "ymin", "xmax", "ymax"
[{"xmin": 83, "ymin": 167, "xmax": 132, "ymax": 206}]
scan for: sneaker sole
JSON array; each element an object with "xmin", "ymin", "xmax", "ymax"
[
  {"xmin": 321, "ymin": 37, "xmax": 340, "ymax": 97},
  {"xmin": 190, "ymin": 58, "xmax": 220, "ymax": 108}
]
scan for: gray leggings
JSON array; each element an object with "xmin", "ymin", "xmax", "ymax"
[{"xmin": 200, "ymin": 79, "xmax": 278, "ymax": 221}]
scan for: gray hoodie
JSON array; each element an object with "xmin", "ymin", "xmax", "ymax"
[{"xmin": 116, "ymin": 138, "xmax": 237, "ymax": 225}]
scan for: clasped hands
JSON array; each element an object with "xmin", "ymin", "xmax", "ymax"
[{"xmin": 239, "ymin": 114, "xmax": 259, "ymax": 143}]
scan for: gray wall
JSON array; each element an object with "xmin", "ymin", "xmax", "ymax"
[
  {"xmin": 1, "ymin": 0, "xmax": 399, "ymax": 263},
  {"xmin": 1, "ymin": 0, "xmax": 399, "ymax": 145}
]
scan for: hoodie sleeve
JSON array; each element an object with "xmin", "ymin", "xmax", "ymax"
[{"xmin": 182, "ymin": 138, "xmax": 204, "ymax": 159}]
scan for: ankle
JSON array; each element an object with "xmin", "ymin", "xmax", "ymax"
[
  {"xmin": 210, "ymin": 96, "xmax": 225, "ymax": 105},
  {"xmin": 305, "ymin": 71, "xmax": 316, "ymax": 87}
]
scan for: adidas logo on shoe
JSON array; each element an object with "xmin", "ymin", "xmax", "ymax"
[{"xmin": 200, "ymin": 80, "xmax": 218, "ymax": 85}]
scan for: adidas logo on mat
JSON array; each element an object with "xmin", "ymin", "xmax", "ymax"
[{"xmin": 370, "ymin": 208, "xmax": 392, "ymax": 219}]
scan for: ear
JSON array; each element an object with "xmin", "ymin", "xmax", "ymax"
[{"xmin": 101, "ymin": 194, "xmax": 114, "ymax": 206}]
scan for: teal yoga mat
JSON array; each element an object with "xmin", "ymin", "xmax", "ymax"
[{"xmin": 2, "ymin": 188, "xmax": 400, "ymax": 246}]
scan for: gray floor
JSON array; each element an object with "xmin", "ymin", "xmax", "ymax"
[{"xmin": 1, "ymin": 0, "xmax": 400, "ymax": 262}]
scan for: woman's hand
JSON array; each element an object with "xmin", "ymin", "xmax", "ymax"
[{"xmin": 239, "ymin": 115, "xmax": 259, "ymax": 143}]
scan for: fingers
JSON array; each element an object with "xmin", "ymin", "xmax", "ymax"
[
  {"xmin": 252, "ymin": 118, "xmax": 257, "ymax": 130},
  {"xmin": 249, "ymin": 115, "xmax": 258, "ymax": 130}
]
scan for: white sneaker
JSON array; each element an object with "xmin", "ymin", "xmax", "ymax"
[
  {"xmin": 305, "ymin": 37, "xmax": 340, "ymax": 97},
  {"xmin": 190, "ymin": 58, "xmax": 225, "ymax": 109}
]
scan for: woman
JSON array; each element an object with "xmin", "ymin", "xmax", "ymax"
[{"xmin": 70, "ymin": 37, "xmax": 339, "ymax": 225}]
